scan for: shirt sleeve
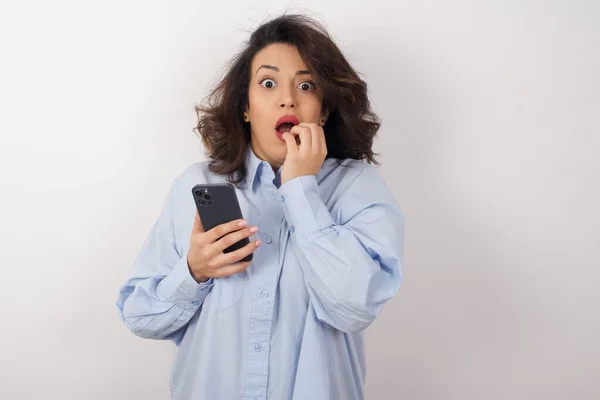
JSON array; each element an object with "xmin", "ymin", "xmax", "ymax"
[
  {"xmin": 278, "ymin": 165, "xmax": 404, "ymax": 333},
  {"xmin": 116, "ymin": 178, "xmax": 214, "ymax": 343}
]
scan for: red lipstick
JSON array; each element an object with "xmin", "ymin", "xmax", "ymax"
[{"xmin": 274, "ymin": 115, "xmax": 300, "ymax": 141}]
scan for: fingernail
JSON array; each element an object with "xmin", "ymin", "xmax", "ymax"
[
  {"xmin": 249, "ymin": 226, "xmax": 259, "ymax": 233},
  {"xmin": 255, "ymin": 240, "xmax": 261, "ymax": 246},
  {"xmin": 238, "ymin": 220, "xmax": 247, "ymax": 227}
]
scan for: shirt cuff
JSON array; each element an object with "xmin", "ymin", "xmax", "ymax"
[
  {"xmin": 157, "ymin": 255, "xmax": 215, "ymax": 308},
  {"xmin": 278, "ymin": 175, "xmax": 335, "ymax": 240}
]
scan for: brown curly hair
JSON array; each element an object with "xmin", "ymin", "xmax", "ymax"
[{"xmin": 194, "ymin": 14, "xmax": 380, "ymax": 186}]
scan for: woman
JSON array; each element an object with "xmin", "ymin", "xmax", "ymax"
[{"xmin": 117, "ymin": 14, "xmax": 404, "ymax": 400}]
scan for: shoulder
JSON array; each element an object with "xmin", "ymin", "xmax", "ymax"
[
  {"xmin": 174, "ymin": 160, "xmax": 227, "ymax": 186},
  {"xmin": 321, "ymin": 158, "xmax": 400, "ymax": 220},
  {"xmin": 166, "ymin": 161, "xmax": 229, "ymax": 232},
  {"xmin": 320, "ymin": 157, "xmax": 386, "ymax": 191},
  {"xmin": 176, "ymin": 160, "xmax": 212, "ymax": 181},
  {"xmin": 167, "ymin": 160, "xmax": 230, "ymax": 203}
]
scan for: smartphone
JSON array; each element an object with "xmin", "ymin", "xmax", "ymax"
[{"xmin": 191, "ymin": 183, "xmax": 252, "ymax": 262}]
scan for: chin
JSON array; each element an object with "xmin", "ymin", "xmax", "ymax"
[
  {"xmin": 272, "ymin": 150, "xmax": 286, "ymax": 167},
  {"xmin": 252, "ymin": 133, "xmax": 287, "ymax": 167}
]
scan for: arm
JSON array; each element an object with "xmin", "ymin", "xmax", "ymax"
[
  {"xmin": 278, "ymin": 165, "xmax": 404, "ymax": 333},
  {"xmin": 115, "ymin": 179, "xmax": 214, "ymax": 343}
]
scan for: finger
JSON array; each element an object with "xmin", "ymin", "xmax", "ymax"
[
  {"xmin": 192, "ymin": 209, "xmax": 204, "ymax": 234},
  {"xmin": 215, "ymin": 239, "xmax": 261, "ymax": 265},
  {"xmin": 291, "ymin": 125, "xmax": 312, "ymax": 154},
  {"xmin": 299, "ymin": 128, "xmax": 312, "ymax": 155},
  {"xmin": 213, "ymin": 261, "xmax": 252, "ymax": 278},
  {"xmin": 212, "ymin": 226, "xmax": 259, "ymax": 253},
  {"xmin": 203, "ymin": 218, "xmax": 248, "ymax": 244},
  {"xmin": 288, "ymin": 125, "xmax": 308, "ymax": 142},
  {"xmin": 300, "ymin": 122, "xmax": 322, "ymax": 154},
  {"xmin": 319, "ymin": 124, "xmax": 327, "ymax": 156},
  {"xmin": 281, "ymin": 132, "xmax": 299, "ymax": 158}
]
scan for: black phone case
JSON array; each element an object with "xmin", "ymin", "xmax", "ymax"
[{"xmin": 191, "ymin": 183, "xmax": 252, "ymax": 262}]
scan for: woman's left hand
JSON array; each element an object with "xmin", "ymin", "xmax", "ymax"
[{"xmin": 281, "ymin": 122, "xmax": 327, "ymax": 184}]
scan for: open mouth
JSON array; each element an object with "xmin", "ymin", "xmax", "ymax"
[
  {"xmin": 276, "ymin": 123, "xmax": 295, "ymax": 134},
  {"xmin": 275, "ymin": 115, "xmax": 299, "ymax": 141}
]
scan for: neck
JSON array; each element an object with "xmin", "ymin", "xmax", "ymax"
[{"xmin": 249, "ymin": 141, "xmax": 282, "ymax": 171}]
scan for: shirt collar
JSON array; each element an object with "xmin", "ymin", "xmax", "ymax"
[
  {"xmin": 245, "ymin": 144, "xmax": 265, "ymax": 189},
  {"xmin": 244, "ymin": 143, "xmax": 284, "ymax": 189}
]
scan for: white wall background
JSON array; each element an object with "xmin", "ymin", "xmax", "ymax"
[{"xmin": 1, "ymin": 1, "xmax": 598, "ymax": 399}]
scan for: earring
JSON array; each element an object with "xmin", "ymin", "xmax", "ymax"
[
  {"xmin": 243, "ymin": 114, "xmax": 249, "ymax": 122},
  {"xmin": 320, "ymin": 117, "xmax": 325, "ymax": 126}
]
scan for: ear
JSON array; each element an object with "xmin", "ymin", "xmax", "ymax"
[{"xmin": 320, "ymin": 109, "xmax": 330, "ymax": 125}]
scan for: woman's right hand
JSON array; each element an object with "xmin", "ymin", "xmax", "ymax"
[{"xmin": 186, "ymin": 210, "xmax": 261, "ymax": 283}]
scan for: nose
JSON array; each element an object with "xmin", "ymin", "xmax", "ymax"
[{"xmin": 279, "ymin": 86, "xmax": 296, "ymax": 109}]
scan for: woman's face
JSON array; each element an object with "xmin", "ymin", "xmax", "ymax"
[{"xmin": 246, "ymin": 43, "xmax": 325, "ymax": 169}]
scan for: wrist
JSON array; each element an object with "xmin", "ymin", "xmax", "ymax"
[
  {"xmin": 187, "ymin": 259, "xmax": 209, "ymax": 283},
  {"xmin": 193, "ymin": 274, "xmax": 210, "ymax": 283},
  {"xmin": 282, "ymin": 172, "xmax": 315, "ymax": 185}
]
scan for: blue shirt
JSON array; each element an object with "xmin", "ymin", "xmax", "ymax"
[{"xmin": 116, "ymin": 147, "xmax": 404, "ymax": 400}]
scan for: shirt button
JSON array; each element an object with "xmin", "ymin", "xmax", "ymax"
[
  {"xmin": 192, "ymin": 301, "xmax": 200, "ymax": 306},
  {"xmin": 280, "ymin": 195, "xmax": 285, "ymax": 202},
  {"xmin": 290, "ymin": 225, "xmax": 295, "ymax": 233},
  {"xmin": 261, "ymin": 290, "xmax": 269, "ymax": 298},
  {"xmin": 254, "ymin": 344, "xmax": 263, "ymax": 352},
  {"xmin": 265, "ymin": 236, "xmax": 272, "ymax": 244}
]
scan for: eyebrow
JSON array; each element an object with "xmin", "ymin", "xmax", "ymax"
[{"xmin": 254, "ymin": 65, "xmax": 311, "ymax": 76}]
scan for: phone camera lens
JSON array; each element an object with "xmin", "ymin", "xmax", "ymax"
[
  {"xmin": 204, "ymin": 194, "xmax": 211, "ymax": 200},
  {"xmin": 194, "ymin": 190, "xmax": 202, "ymax": 196}
]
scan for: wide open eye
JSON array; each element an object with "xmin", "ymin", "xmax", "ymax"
[
  {"xmin": 298, "ymin": 81, "xmax": 315, "ymax": 91},
  {"xmin": 259, "ymin": 78, "xmax": 276, "ymax": 89}
]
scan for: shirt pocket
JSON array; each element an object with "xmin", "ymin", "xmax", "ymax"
[{"xmin": 210, "ymin": 274, "xmax": 243, "ymax": 309}]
